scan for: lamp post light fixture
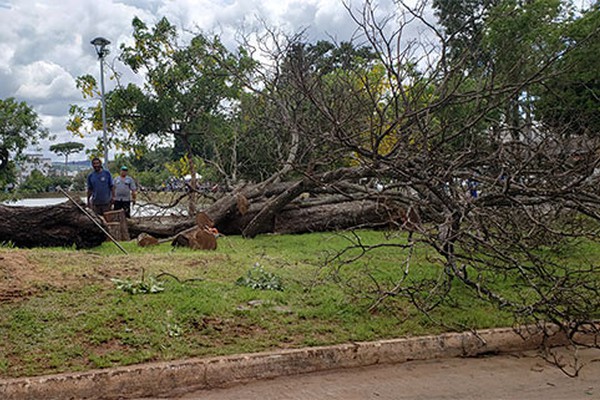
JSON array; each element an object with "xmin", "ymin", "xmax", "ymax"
[{"xmin": 90, "ymin": 36, "xmax": 111, "ymax": 167}]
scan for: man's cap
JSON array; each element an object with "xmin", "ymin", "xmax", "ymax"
[{"xmin": 121, "ymin": 165, "xmax": 128, "ymax": 170}]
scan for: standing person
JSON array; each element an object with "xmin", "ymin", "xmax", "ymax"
[
  {"xmin": 113, "ymin": 165, "xmax": 137, "ymax": 218},
  {"xmin": 87, "ymin": 157, "xmax": 114, "ymax": 216}
]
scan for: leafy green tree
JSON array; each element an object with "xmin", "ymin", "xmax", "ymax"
[
  {"xmin": 70, "ymin": 170, "xmax": 89, "ymax": 192},
  {"xmin": 432, "ymin": 0, "xmax": 500, "ymax": 66},
  {"xmin": 484, "ymin": 0, "xmax": 570, "ymax": 139},
  {"xmin": 0, "ymin": 98, "xmax": 49, "ymax": 186},
  {"xmin": 233, "ymin": 37, "xmax": 380, "ymax": 183},
  {"xmin": 533, "ymin": 4, "xmax": 600, "ymax": 136},
  {"xmin": 18, "ymin": 169, "xmax": 50, "ymax": 194},
  {"xmin": 19, "ymin": 170, "xmax": 72, "ymax": 193},
  {"xmin": 433, "ymin": 0, "xmax": 575, "ymax": 141},
  {"xmin": 112, "ymin": 148, "xmax": 173, "ymax": 190},
  {"xmin": 82, "ymin": 17, "xmax": 253, "ymax": 213},
  {"xmin": 46, "ymin": 175, "xmax": 74, "ymax": 191},
  {"xmin": 0, "ymin": 162, "xmax": 16, "ymax": 194},
  {"xmin": 49, "ymin": 141, "xmax": 85, "ymax": 174}
]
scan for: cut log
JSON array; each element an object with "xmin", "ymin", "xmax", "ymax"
[
  {"xmin": 137, "ymin": 233, "xmax": 159, "ymax": 247},
  {"xmin": 127, "ymin": 197, "xmax": 403, "ymax": 238},
  {"xmin": 216, "ymin": 199, "xmax": 402, "ymax": 235},
  {"xmin": 195, "ymin": 212, "xmax": 214, "ymax": 229},
  {"xmin": 172, "ymin": 228, "xmax": 217, "ymax": 250},
  {"xmin": 0, "ymin": 201, "xmax": 107, "ymax": 248},
  {"xmin": 242, "ymin": 180, "xmax": 308, "ymax": 238},
  {"xmin": 171, "ymin": 211, "xmax": 218, "ymax": 250}
]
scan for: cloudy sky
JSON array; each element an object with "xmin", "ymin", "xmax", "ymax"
[{"xmin": 0, "ymin": 0, "xmax": 402, "ymax": 162}]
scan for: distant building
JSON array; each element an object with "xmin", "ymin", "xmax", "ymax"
[
  {"xmin": 53, "ymin": 160, "xmax": 91, "ymax": 177},
  {"xmin": 17, "ymin": 153, "xmax": 53, "ymax": 182}
]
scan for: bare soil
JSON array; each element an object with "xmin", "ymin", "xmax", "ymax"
[
  {"xmin": 0, "ymin": 249, "xmax": 130, "ymax": 303},
  {"xmin": 0, "ymin": 250, "xmax": 80, "ymax": 302}
]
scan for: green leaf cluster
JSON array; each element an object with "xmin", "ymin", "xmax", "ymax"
[
  {"xmin": 236, "ymin": 264, "xmax": 284, "ymax": 291},
  {"xmin": 111, "ymin": 277, "xmax": 165, "ymax": 295},
  {"xmin": 0, "ymin": 98, "xmax": 49, "ymax": 186}
]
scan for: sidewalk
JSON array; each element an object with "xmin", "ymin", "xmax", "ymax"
[
  {"xmin": 176, "ymin": 347, "xmax": 600, "ymax": 400},
  {"xmin": 0, "ymin": 325, "xmax": 588, "ymax": 400}
]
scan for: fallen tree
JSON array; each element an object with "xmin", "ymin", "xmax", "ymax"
[
  {"xmin": 127, "ymin": 198, "xmax": 395, "ymax": 238},
  {"xmin": 0, "ymin": 201, "xmax": 107, "ymax": 248},
  {"xmin": 66, "ymin": 2, "xmax": 600, "ymax": 358},
  {"xmin": 127, "ymin": 173, "xmax": 407, "ymax": 238},
  {"xmin": 217, "ymin": 197, "xmax": 403, "ymax": 235}
]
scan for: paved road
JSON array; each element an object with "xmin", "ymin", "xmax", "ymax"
[{"xmin": 161, "ymin": 348, "xmax": 600, "ymax": 400}]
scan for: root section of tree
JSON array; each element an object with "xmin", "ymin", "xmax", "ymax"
[{"xmin": 0, "ymin": 201, "xmax": 107, "ymax": 248}]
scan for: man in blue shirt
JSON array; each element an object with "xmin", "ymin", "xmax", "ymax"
[{"xmin": 87, "ymin": 157, "xmax": 114, "ymax": 216}]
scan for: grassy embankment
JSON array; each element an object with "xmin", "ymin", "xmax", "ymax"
[{"xmin": 1, "ymin": 230, "xmax": 598, "ymax": 378}]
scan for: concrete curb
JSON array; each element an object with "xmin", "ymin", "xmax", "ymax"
[{"xmin": 0, "ymin": 325, "xmax": 570, "ymax": 400}]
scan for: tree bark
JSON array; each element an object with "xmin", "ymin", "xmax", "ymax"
[
  {"xmin": 274, "ymin": 199, "xmax": 402, "ymax": 234},
  {"xmin": 128, "ymin": 216, "xmax": 196, "ymax": 238},
  {"xmin": 215, "ymin": 199, "xmax": 402, "ymax": 235},
  {"xmin": 0, "ymin": 201, "xmax": 107, "ymax": 248},
  {"xmin": 242, "ymin": 180, "xmax": 308, "ymax": 238},
  {"xmin": 126, "ymin": 197, "xmax": 400, "ymax": 237},
  {"xmin": 225, "ymin": 167, "xmax": 377, "ymax": 237}
]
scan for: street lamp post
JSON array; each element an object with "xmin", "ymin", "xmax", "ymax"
[{"xmin": 90, "ymin": 37, "xmax": 111, "ymax": 167}]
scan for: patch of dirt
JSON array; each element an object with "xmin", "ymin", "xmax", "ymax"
[
  {"xmin": 0, "ymin": 249, "xmax": 216, "ymax": 304},
  {"xmin": 0, "ymin": 250, "xmax": 106, "ymax": 303},
  {"xmin": 93, "ymin": 263, "xmax": 142, "ymax": 280},
  {"xmin": 0, "ymin": 251, "xmax": 46, "ymax": 302}
]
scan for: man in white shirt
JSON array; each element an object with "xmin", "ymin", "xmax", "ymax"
[{"xmin": 113, "ymin": 166, "xmax": 137, "ymax": 218}]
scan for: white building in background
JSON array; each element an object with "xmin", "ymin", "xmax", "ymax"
[{"xmin": 17, "ymin": 153, "xmax": 53, "ymax": 182}]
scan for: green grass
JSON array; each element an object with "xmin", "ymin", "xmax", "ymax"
[{"xmin": 1, "ymin": 230, "xmax": 595, "ymax": 378}]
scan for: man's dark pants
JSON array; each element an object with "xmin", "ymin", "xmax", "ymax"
[
  {"xmin": 113, "ymin": 200, "xmax": 131, "ymax": 218},
  {"xmin": 92, "ymin": 203, "xmax": 112, "ymax": 216}
]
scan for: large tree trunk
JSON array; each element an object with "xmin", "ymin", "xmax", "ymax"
[
  {"xmin": 128, "ymin": 216, "xmax": 196, "ymax": 238},
  {"xmin": 127, "ymin": 197, "xmax": 400, "ymax": 237},
  {"xmin": 275, "ymin": 200, "xmax": 402, "ymax": 234},
  {"xmin": 242, "ymin": 180, "xmax": 308, "ymax": 238},
  {"xmin": 215, "ymin": 198, "xmax": 402, "ymax": 235},
  {"xmin": 0, "ymin": 201, "xmax": 107, "ymax": 248},
  {"xmin": 203, "ymin": 181, "xmax": 274, "ymax": 226},
  {"xmin": 204, "ymin": 167, "xmax": 377, "ymax": 233}
]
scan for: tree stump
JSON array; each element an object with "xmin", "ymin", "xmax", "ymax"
[
  {"xmin": 103, "ymin": 210, "xmax": 130, "ymax": 241},
  {"xmin": 172, "ymin": 212, "xmax": 217, "ymax": 250}
]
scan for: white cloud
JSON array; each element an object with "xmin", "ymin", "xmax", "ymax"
[
  {"xmin": 15, "ymin": 61, "xmax": 80, "ymax": 101},
  {"xmin": 0, "ymin": 43, "xmax": 15, "ymax": 74}
]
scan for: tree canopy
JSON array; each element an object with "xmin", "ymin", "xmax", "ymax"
[
  {"xmin": 0, "ymin": 97, "xmax": 49, "ymax": 186},
  {"xmin": 50, "ymin": 141, "xmax": 85, "ymax": 169}
]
